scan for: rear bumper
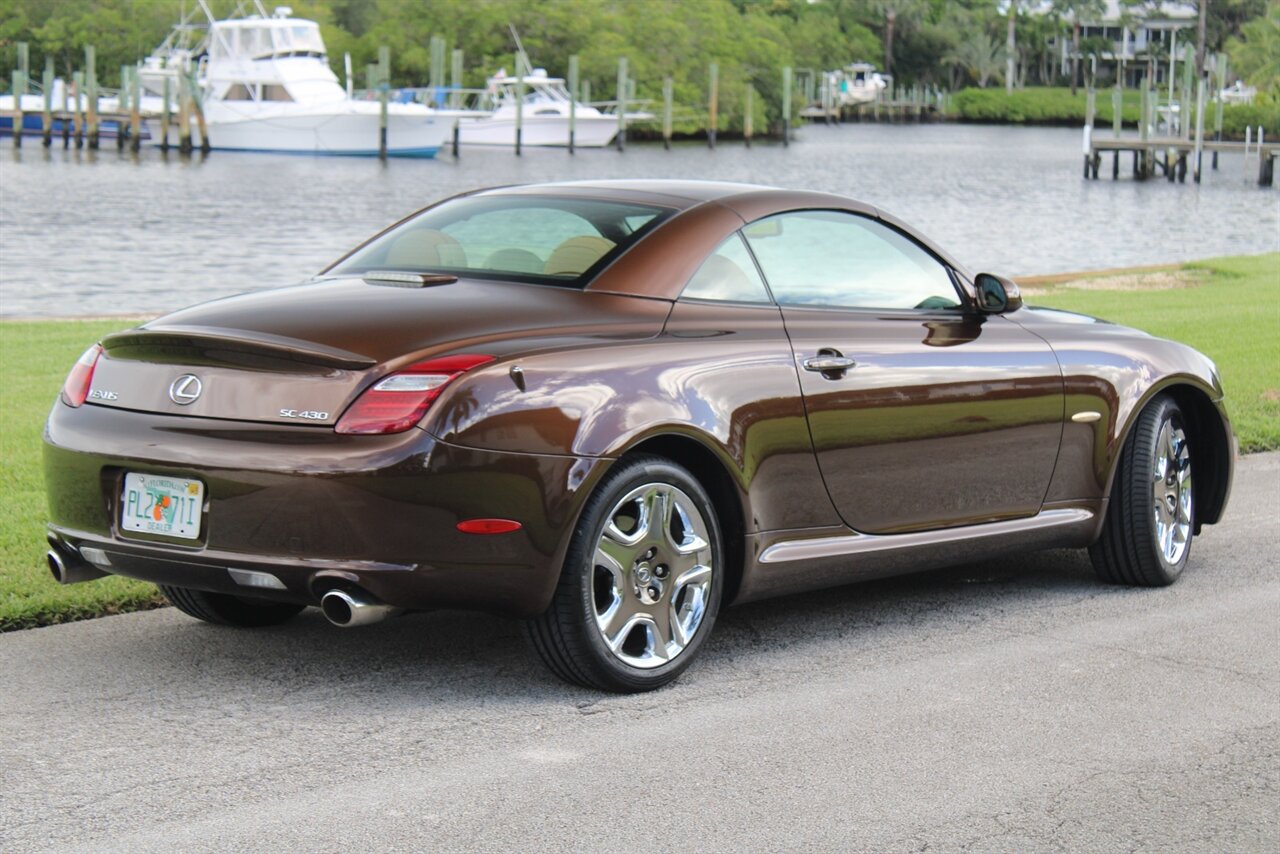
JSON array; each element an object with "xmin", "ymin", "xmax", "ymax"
[{"xmin": 44, "ymin": 401, "xmax": 606, "ymax": 616}]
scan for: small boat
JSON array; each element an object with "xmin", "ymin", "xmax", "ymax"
[
  {"xmin": 456, "ymin": 67, "xmax": 651, "ymax": 148},
  {"xmin": 836, "ymin": 62, "xmax": 889, "ymax": 106},
  {"xmin": 139, "ymin": 2, "xmax": 449, "ymax": 157}
]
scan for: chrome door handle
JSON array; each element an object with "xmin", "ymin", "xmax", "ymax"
[{"xmin": 803, "ymin": 356, "xmax": 856, "ymax": 372}]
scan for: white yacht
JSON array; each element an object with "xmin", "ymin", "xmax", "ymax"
[
  {"xmin": 456, "ymin": 68, "xmax": 651, "ymax": 148},
  {"xmin": 140, "ymin": 3, "xmax": 449, "ymax": 157}
]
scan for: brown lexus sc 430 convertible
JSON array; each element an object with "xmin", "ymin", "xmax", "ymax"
[{"xmin": 44, "ymin": 181, "xmax": 1233, "ymax": 692}]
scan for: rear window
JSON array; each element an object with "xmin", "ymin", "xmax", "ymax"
[{"xmin": 328, "ymin": 195, "xmax": 673, "ymax": 288}]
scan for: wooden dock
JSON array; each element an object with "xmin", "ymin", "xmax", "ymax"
[{"xmin": 1085, "ymin": 133, "xmax": 1277, "ymax": 185}]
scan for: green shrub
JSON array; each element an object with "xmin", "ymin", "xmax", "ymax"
[{"xmin": 952, "ymin": 87, "xmax": 1280, "ymax": 137}]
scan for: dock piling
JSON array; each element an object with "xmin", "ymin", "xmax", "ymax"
[
  {"xmin": 129, "ymin": 65, "xmax": 142, "ymax": 153},
  {"xmin": 744, "ymin": 85, "xmax": 753, "ymax": 147},
  {"xmin": 177, "ymin": 69, "xmax": 192, "ymax": 154},
  {"xmin": 72, "ymin": 71, "xmax": 84, "ymax": 148},
  {"xmin": 1192, "ymin": 74, "xmax": 1205, "ymax": 182},
  {"xmin": 11, "ymin": 69, "xmax": 24, "ymax": 148},
  {"xmin": 567, "ymin": 55, "xmax": 578, "ymax": 153},
  {"xmin": 378, "ymin": 46, "xmax": 390, "ymax": 160},
  {"xmin": 781, "ymin": 66, "xmax": 791, "ymax": 147},
  {"xmin": 160, "ymin": 76, "xmax": 171, "ymax": 150},
  {"xmin": 662, "ymin": 77, "xmax": 673, "ymax": 150},
  {"xmin": 190, "ymin": 67, "xmax": 210, "ymax": 153},
  {"xmin": 117, "ymin": 66, "xmax": 129, "ymax": 150},
  {"xmin": 41, "ymin": 58, "xmax": 53, "ymax": 147},
  {"xmin": 707, "ymin": 62, "xmax": 718, "ymax": 148},
  {"xmin": 615, "ymin": 57, "xmax": 627, "ymax": 152},
  {"xmin": 85, "ymin": 46, "xmax": 98, "ymax": 149}
]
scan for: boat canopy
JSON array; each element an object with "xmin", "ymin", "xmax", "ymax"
[{"xmin": 208, "ymin": 18, "xmax": 326, "ymax": 62}]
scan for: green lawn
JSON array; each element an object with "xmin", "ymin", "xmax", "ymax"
[
  {"xmin": 1, "ymin": 253, "xmax": 1276, "ymax": 630},
  {"xmin": 1026, "ymin": 253, "xmax": 1280, "ymax": 453},
  {"xmin": 0, "ymin": 319, "xmax": 166, "ymax": 630}
]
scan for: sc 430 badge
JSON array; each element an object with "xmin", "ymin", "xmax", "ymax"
[{"xmin": 279, "ymin": 409, "xmax": 329, "ymax": 421}]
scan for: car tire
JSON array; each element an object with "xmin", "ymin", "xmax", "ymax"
[
  {"xmin": 159, "ymin": 584, "xmax": 306, "ymax": 628},
  {"xmin": 1090, "ymin": 394, "xmax": 1194, "ymax": 587},
  {"xmin": 526, "ymin": 454, "xmax": 724, "ymax": 693}
]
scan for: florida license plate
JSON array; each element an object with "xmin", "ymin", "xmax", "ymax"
[{"xmin": 121, "ymin": 473, "xmax": 204, "ymax": 540}]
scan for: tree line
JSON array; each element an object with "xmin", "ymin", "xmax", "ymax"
[{"xmin": 1, "ymin": 0, "xmax": 1274, "ymax": 131}]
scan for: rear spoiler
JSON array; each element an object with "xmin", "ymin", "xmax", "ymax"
[{"xmin": 102, "ymin": 325, "xmax": 377, "ymax": 371}]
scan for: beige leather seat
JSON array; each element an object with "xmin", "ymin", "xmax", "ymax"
[
  {"xmin": 684, "ymin": 254, "xmax": 760, "ymax": 301},
  {"xmin": 384, "ymin": 229, "xmax": 468, "ymax": 268},
  {"xmin": 486, "ymin": 248, "xmax": 545, "ymax": 275},
  {"xmin": 543, "ymin": 236, "xmax": 616, "ymax": 276}
]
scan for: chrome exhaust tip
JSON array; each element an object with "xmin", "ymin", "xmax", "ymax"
[
  {"xmin": 47, "ymin": 548, "xmax": 108, "ymax": 585},
  {"xmin": 320, "ymin": 589, "xmax": 402, "ymax": 628}
]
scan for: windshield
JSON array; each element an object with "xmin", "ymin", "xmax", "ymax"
[{"xmin": 327, "ymin": 195, "xmax": 673, "ymax": 288}]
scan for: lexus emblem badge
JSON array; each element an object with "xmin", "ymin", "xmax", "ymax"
[{"xmin": 168, "ymin": 374, "xmax": 203, "ymax": 405}]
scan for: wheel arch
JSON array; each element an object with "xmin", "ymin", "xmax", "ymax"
[
  {"xmin": 614, "ymin": 432, "xmax": 749, "ymax": 606},
  {"xmin": 1107, "ymin": 378, "xmax": 1233, "ymax": 532}
]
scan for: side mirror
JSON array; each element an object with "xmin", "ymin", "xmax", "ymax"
[{"xmin": 974, "ymin": 273, "xmax": 1024, "ymax": 314}]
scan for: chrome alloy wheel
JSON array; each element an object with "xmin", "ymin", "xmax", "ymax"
[
  {"xmin": 591, "ymin": 482, "xmax": 714, "ymax": 669},
  {"xmin": 1152, "ymin": 418, "xmax": 1193, "ymax": 565}
]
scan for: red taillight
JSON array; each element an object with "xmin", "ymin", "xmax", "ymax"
[
  {"xmin": 61, "ymin": 344, "xmax": 103, "ymax": 408},
  {"xmin": 335, "ymin": 354, "xmax": 494, "ymax": 435},
  {"xmin": 456, "ymin": 518, "xmax": 523, "ymax": 535}
]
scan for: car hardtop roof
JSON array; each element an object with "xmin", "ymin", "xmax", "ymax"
[{"xmin": 471, "ymin": 180, "xmax": 875, "ymax": 214}]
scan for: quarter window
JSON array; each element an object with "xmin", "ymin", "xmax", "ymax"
[
  {"xmin": 742, "ymin": 211, "xmax": 960, "ymax": 311},
  {"xmin": 681, "ymin": 233, "xmax": 772, "ymax": 304}
]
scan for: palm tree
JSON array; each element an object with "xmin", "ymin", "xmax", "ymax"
[
  {"xmin": 944, "ymin": 31, "xmax": 1009, "ymax": 89},
  {"xmin": 869, "ymin": 0, "xmax": 927, "ymax": 78},
  {"xmin": 1227, "ymin": 5, "xmax": 1280, "ymax": 97},
  {"xmin": 1052, "ymin": 0, "xmax": 1106, "ymax": 95}
]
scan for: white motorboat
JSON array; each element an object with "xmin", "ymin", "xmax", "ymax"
[
  {"xmin": 836, "ymin": 62, "xmax": 889, "ymax": 107},
  {"xmin": 140, "ymin": 3, "xmax": 449, "ymax": 157},
  {"xmin": 456, "ymin": 67, "xmax": 650, "ymax": 148}
]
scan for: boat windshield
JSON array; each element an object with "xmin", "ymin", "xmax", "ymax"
[{"xmin": 327, "ymin": 195, "xmax": 673, "ymax": 288}]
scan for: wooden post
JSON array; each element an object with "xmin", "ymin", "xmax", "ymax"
[
  {"xmin": 744, "ymin": 85, "xmax": 753, "ymax": 147},
  {"xmin": 61, "ymin": 73, "xmax": 70, "ymax": 147},
  {"xmin": 662, "ymin": 76, "xmax": 673, "ymax": 150},
  {"xmin": 160, "ymin": 75, "xmax": 171, "ymax": 150},
  {"xmin": 85, "ymin": 46, "xmax": 98, "ymax": 149},
  {"xmin": 72, "ymin": 72, "xmax": 85, "ymax": 148},
  {"xmin": 567, "ymin": 55, "xmax": 578, "ymax": 153},
  {"xmin": 707, "ymin": 61, "xmax": 718, "ymax": 148},
  {"xmin": 117, "ymin": 66, "xmax": 129, "ymax": 150},
  {"xmin": 1213, "ymin": 53, "xmax": 1225, "ymax": 169},
  {"xmin": 450, "ymin": 48, "xmax": 463, "ymax": 109},
  {"xmin": 41, "ymin": 58, "xmax": 53, "ymax": 147},
  {"xmin": 615, "ymin": 57, "xmax": 627, "ymax": 152},
  {"xmin": 514, "ymin": 52, "xmax": 524, "ymax": 155},
  {"xmin": 378, "ymin": 45, "xmax": 390, "ymax": 159},
  {"xmin": 190, "ymin": 67, "xmax": 210, "ymax": 153},
  {"xmin": 782, "ymin": 66, "xmax": 791, "ymax": 146},
  {"xmin": 1111, "ymin": 84, "xmax": 1121, "ymax": 136},
  {"xmin": 582, "ymin": 80, "xmax": 591, "ymax": 115},
  {"xmin": 11, "ymin": 69, "xmax": 24, "ymax": 148},
  {"xmin": 1139, "ymin": 74, "xmax": 1149, "ymax": 143},
  {"xmin": 129, "ymin": 65, "xmax": 142, "ymax": 153},
  {"xmin": 177, "ymin": 69, "xmax": 192, "ymax": 154},
  {"xmin": 1192, "ymin": 74, "xmax": 1205, "ymax": 182},
  {"xmin": 429, "ymin": 35, "xmax": 445, "ymax": 101}
]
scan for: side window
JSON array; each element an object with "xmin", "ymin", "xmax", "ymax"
[
  {"xmin": 742, "ymin": 211, "xmax": 961, "ymax": 311},
  {"xmin": 680, "ymin": 233, "xmax": 772, "ymax": 304}
]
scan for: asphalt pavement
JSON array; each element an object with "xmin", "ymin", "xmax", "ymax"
[{"xmin": 2, "ymin": 453, "xmax": 1277, "ymax": 853}]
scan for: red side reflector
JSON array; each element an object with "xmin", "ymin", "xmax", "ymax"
[
  {"xmin": 456, "ymin": 518, "xmax": 523, "ymax": 535},
  {"xmin": 61, "ymin": 344, "xmax": 103, "ymax": 408}
]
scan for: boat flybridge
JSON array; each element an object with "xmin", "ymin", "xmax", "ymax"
[
  {"xmin": 456, "ymin": 67, "xmax": 652, "ymax": 148},
  {"xmin": 140, "ymin": 2, "xmax": 449, "ymax": 156}
]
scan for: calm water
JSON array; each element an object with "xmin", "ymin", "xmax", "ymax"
[{"xmin": 0, "ymin": 124, "xmax": 1276, "ymax": 318}]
